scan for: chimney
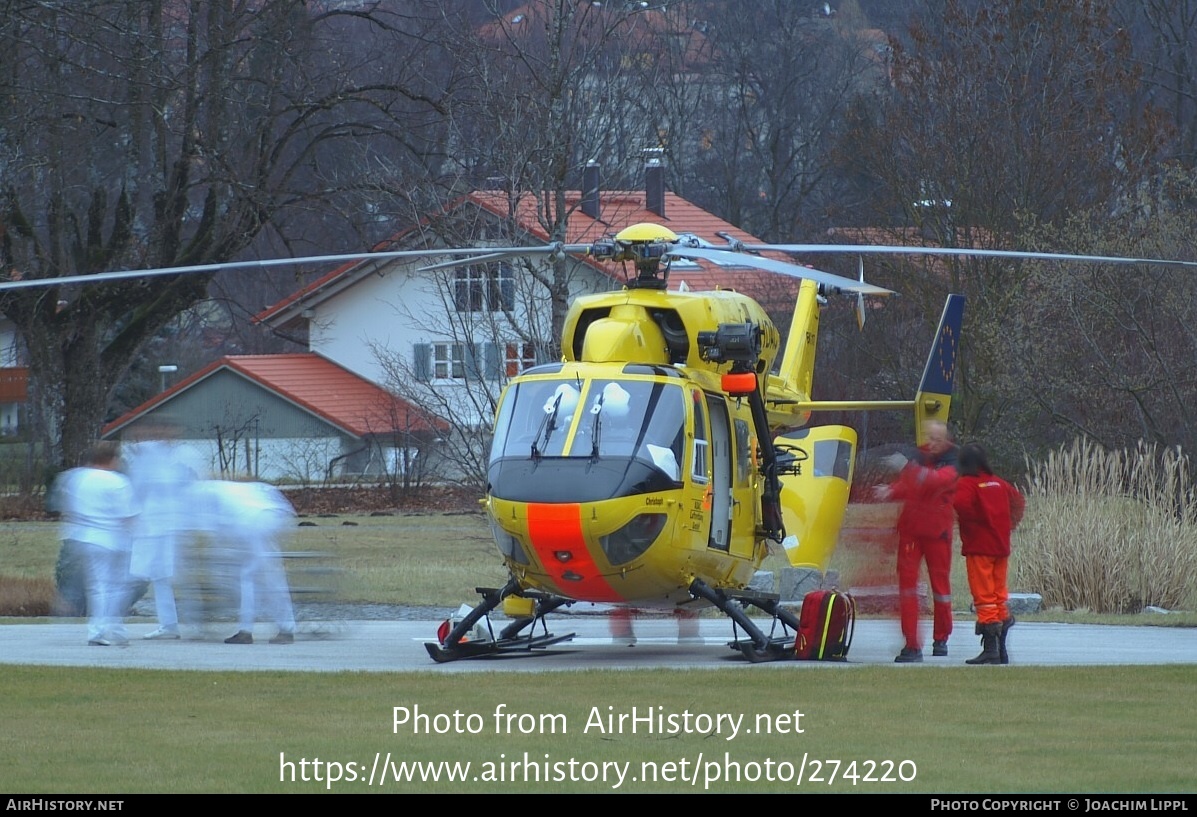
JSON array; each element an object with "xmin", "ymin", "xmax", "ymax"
[
  {"xmin": 581, "ymin": 161, "xmax": 601, "ymax": 220},
  {"xmin": 644, "ymin": 152, "xmax": 665, "ymax": 218}
]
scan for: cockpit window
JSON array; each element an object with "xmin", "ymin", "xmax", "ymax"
[
  {"xmin": 490, "ymin": 377, "xmax": 685, "ymax": 479},
  {"xmin": 488, "ymin": 375, "xmax": 688, "ymax": 502},
  {"xmin": 491, "ymin": 379, "xmax": 580, "ymax": 459}
]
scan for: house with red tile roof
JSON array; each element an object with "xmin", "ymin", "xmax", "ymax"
[
  {"xmin": 106, "ymin": 164, "xmax": 816, "ymax": 484},
  {"xmin": 255, "ymin": 163, "xmax": 802, "ymax": 434},
  {"xmin": 102, "ymin": 353, "xmax": 446, "ymax": 482}
]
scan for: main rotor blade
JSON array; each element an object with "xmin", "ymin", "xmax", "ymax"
[
  {"xmin": 737, "ymin": 243, "xmax": 1197, "ymax": 270},
  {"xmin": 419, "ymin": 251, "xmax": 522, "ymax": 272},
  {"xmin": 0, "ymin": 247, "xmax": 569, "ymax": 292},
  {"xmin": 667, "ymin": 246, "xmax": 894, "ymax": 295},
  {"xmin": 416, "ymin": 243, "xmax": 588, "ymax": 273}
]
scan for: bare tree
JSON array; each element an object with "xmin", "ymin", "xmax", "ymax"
[
  {"xmin": 652, "ymin": 1, "xmax": 887, "ymax": 240},
  {"xmin": 838, "ymin": 0, "xmax": 1169, "ymax": 464},
  {"xmin": 367, "ymin": 226, "xmax": 578, "ymax": 491},
  {"xmin": 419, "ymin": 0, "xmax": 677, "ymax": 352},
  {"xmin": 0, "ymin": 1, "xmax": 447, "ymax": 471},
  {"xmin": 1119, "ymin": 1, "xmax": 1197, "ymax": 167},
  {"xmin": 1016, "ymin": 178, "xmax": 1197, "ymax": 455}
]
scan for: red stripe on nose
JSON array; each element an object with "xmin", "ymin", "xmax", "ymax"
[{"xmin": 525, "ymin": 503, "xmax": 622, "ymax": 602}]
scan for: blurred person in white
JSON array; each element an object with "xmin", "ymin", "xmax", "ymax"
[
  {"xmin": 125, "ymin": 419, "xmax": 204, "ymax": 640},
  {"xmin": 57, "ymin": 442, "xmax": 136, "ymax": 646},
  {"xmin": 202, "ymin": 480, "xmax": 298, "ymax": 645}
]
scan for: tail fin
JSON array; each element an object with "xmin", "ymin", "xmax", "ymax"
[
  {"xmin": 915, "ymin": 294, "xmax": 965, "ymax": 440},
  {"xmin": 775, "ymin": 279, "xmax": 821, "ymax": 405}
]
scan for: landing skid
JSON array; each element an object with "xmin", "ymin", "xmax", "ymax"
[
  {"xmin": 424, "ymin": 579, "xmax": 575, "ymax": 663},
  {"xmin": 688, "ymin": 578, "xmax": 799, "ymax": 662}
]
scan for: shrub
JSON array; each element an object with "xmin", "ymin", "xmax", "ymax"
[{"xmin": 1015, "ymin": 439, "xmax": 1197, "ymax": 612}]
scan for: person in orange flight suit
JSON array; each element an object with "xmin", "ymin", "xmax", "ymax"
[
  {"xmin": 876, "ymin": 421, "xmax": 958, "ymax": 663},
  {"xmin": 953, "ymin": 443, "xmax": 1025, "ymax": 665}
]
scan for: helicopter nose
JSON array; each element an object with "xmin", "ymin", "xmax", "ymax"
[{"xmin": 523, "ymin": 502, "xmax": 626, "ymax": 601}]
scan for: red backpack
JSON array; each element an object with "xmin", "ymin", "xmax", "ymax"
[{"xmin": 794, "ymin": 589, "xmax": 856, "ymax": 661}]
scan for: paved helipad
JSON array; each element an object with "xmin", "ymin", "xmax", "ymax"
[{"xmin": 1, "ymin": 616, "xmax": 1193, "ymax": 673}]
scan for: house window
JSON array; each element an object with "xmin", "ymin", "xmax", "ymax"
[
  {"xmin": 504, "ymin": 342, "xmax": 537, "ymax": 377},
  {"xmin": 433, "ymin": 342, "xmax": 465, "ymax": 379},
  {"xmin": 454, "ymin": 263, "xmax": 514, "ymax": 312},
  {"xmin": 414, "ymin": 341, "xmax": 501, "ymax": 382}
]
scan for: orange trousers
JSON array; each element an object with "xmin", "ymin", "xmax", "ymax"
[{"xmin": 965, "ymin": 554, "xmax": 1009, "ymax": 625}]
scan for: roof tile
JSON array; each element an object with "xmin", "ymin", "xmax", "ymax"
[{"xmin": 103, "ymin": 353, "xmax": 445, "ymax": 438}]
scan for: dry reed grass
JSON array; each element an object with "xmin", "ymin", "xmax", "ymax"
[
  {"xmin": 0, "ymin": 575, "xmax": 55, "ymax": 616},
  {"xmin": 1016, "ymin": 439, "xmax": 1197, "ymax": 612}
]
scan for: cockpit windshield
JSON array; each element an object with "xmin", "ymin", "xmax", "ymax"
[{"xmin": 488, "ymin": 376, "xmax": 687, "ymax": 502}]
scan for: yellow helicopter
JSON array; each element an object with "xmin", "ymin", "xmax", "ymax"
[
  {"xmin": 416, "ymin": 221, "xmax": 962, "ymax": 662},
  {"xmin": 5, "ymin": 218, "xmax": 1195, "ymax": 663},
  {"xmin": 413, "ymin": 223, "xmax": 1197, "ymax": 662}
]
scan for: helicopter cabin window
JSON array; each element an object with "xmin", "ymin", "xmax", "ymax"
[
  {"xmin": 580, "ymin": 380, "xmax": 685, "ymax": 479},
  {"xmin": 734, "ymin": 420, "xmax": 751, "ymax": 484},
  {"xmin": 454, "ymin": 263, "xmax": 514, "ymax": 313},
  {"xmin": 813, "ymin": 438, "xmax": 853, "ymax": 480},
  {"xmin": 691, "ymin": 390, "xmax": 709, "ymax": 483}
]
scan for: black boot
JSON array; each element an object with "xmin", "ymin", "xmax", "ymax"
[
  {"xmin": 965, "ymin": 623, "xmax": 1002, "ymax": 665},
  {"xmin": 999, "ymin": 616, "xmax": 1015, "ymax": 665}
]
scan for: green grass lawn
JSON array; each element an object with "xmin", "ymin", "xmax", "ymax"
[
  {"xmin": 0, "ymin": 512, "xmax": 509, "ymax": 610},
  {"xmin": 3, "ymin": 508, "xmax": 1196, "ymax": 794},
  {"xmin": 6, "ymin": 505, "xmax": 1195, "ymax": 621},
  {"xmin": 3, "ymin": 664, "xmax": 1194, "ymax": 793}
]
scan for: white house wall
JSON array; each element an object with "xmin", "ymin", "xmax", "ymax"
[
  {"xmin": 306, "ymin": 268, "xmax": 406, "ymax": 387},
  {"xmin": 182, "ymin": 436, "xmax": 348, "ymax": 483},
  {"xmin": 303, "ymin": 258, "xmax": 617, "ymax": 428}
]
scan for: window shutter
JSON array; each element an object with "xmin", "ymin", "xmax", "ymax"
[
  {"xmin": 464, "ymin": 342, "xmax": 481, "ymax": 380},
  {"xmin": 484, "ymin": 342, "xmax": 502, "ymax": 380},
  {"xmin": 413, "ymin": 343, "xmax": 430, "ymax": 382},
  {"xmin": 453, "ymin": 271, "xmax": 468, "ymax": 312},
  {"xmin": 500, "ymin": 265, "xmax": 515, "ymax": 310}
]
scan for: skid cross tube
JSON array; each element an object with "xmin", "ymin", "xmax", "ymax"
[
  {"xmin": 424, "ymin": 580, "xmax": 576, "ymax": 663},
  {"xmin": 689, "ymin": 578, "xmax": 801, "ymax": 662}
]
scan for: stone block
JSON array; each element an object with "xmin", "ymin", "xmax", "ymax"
[
  {"xmin": 779, "ymin": 567, "xmax": 822, "ymax": 600},
  {"xmin": 1004, "ymin": 593, "xmax": 1042, "ymax": 614},
  {"xmin": 748, "ymin": 570, "xmax": 775, "ymax": 594}
]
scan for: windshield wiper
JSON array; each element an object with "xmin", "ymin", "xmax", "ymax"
[
  {"xmin": 531, "ymin": 393, "xmax": 564, "ymax": 461},
  {"xmin": 589, "ymin": 393, "xmax": 605, "ymax": 462}
]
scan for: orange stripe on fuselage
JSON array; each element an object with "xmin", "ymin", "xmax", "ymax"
[{"xmin": 525, "ymin": 503, "xmax": 623, "ymax": 602}]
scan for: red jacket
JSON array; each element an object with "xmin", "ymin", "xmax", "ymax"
[
  {"xmin": 889, "ymin": 450, "xmax": 958, "ymax": 542},
  {"xmin": 953, "ymin": 473, "xmax": 1025, "ymax": 557}
]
